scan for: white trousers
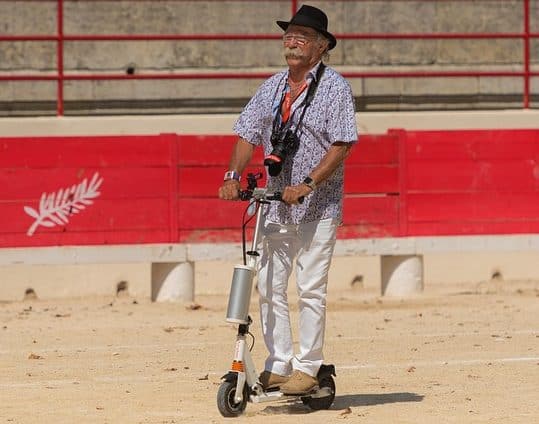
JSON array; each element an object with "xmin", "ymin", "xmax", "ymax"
[{"xmin": 257, "ymin": 217, "xmax": 338, "ymax": 377}]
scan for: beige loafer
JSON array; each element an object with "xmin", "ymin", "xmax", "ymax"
[
  {"xmin": 279, "ymin": 370, "xmax": 318, "ymax": 395},
  {"xmin": 259, "ymin": 370, "xmax": 289, "ymax": 390}
]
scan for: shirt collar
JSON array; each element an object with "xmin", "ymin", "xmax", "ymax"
[
  {"xmin": 286, "ymin": 61, "xmax": 323, "ymax": 83},
  {"xmin": 309, "ymin": 61, "xmax": 323, "ymax": 82}
]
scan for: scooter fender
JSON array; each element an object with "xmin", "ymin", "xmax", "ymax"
[
  {"xmin": 317, "ymin": 364, "xmax": 336, "ymax": 380},
  {"xmin": 221, "ymin": 371, "xmax": 239, "ymax": 382}
]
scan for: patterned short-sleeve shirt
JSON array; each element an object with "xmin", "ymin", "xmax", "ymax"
[{"xmin": 234, "ymin": 62, "xmax": 358, "ymax": 224}]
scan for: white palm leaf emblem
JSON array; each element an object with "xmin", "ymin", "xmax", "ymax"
[{"xmin": 24, "ymin": 172, "xmax": 103, "ymax": 236}]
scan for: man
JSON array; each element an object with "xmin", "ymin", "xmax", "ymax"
[{"xmin": 218, "ymin": 5, "xmax": 357, "ymax": 395}]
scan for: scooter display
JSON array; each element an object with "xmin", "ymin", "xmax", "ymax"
[{"xmin": 216, "ymin": 172, "xmax": 336, "ymax": 417}]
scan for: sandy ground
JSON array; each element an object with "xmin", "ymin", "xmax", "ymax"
[{"xmin": 1, "ymin": 279, "xmax": 538, "ymax": 424}]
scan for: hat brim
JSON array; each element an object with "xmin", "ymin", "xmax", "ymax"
[{"xmin": 277, "ymin": 21, "xmax": 337, "ymax": 50}]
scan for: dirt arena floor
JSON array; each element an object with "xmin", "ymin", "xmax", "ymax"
[{"xmin": 1, "ymin": 279, "xmax": 538, "ymax": 424}]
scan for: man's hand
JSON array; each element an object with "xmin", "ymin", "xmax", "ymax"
[
  {"xmin": 281, "ymin": 183, "xmax": 312, "ymax": 205},
  {"xmin": 218, "ymin": 180, "xmax": 241, "ymax": 200}
]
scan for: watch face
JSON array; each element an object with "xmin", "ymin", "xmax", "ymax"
[{"xmin": 303, "ymin": 177, "xmax": 316, "ymax": 190}]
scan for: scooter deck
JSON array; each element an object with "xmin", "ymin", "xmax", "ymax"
[{"xmin": 250, "ymin": 385, "xmax": 333, "ymax": 403}]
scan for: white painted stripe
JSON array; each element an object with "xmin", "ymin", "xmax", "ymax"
[
  {"xmin": 0, "ymin": 376, "xmax": 205, "ymax": 389},
  {"xmin": 0, "ymin": 341, "xmax": 224, "ymax": 355},
  {"xmin": 1, "ymin": 356, "xmax": 537, "ymax": 389},
  {"xmin": 0, "ymin": 329, "xmax": 537, "ymax": 356},
  {"xmin": 328, "ymin": 329, "xmax": 539, "ymax": 342},
  {"xmin": 337, "ymin": 356, "xmax": 539, "ymax": 370}
]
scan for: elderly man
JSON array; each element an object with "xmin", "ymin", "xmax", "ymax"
[{"xmin": 218, "ymin": 4, "xmax": 358, "ymax": 395}]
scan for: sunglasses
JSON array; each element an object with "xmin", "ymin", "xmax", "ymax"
[{"xmin": 282, "ymin": 34, "xmax": 316, "ymax": 46}]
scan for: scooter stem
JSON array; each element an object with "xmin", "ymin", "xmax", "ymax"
[{"xmin": 246, "ymin": 201, "xmax": 265, "ymax": 269}]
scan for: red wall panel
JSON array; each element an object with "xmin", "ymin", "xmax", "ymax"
[
  {"xmin": 0, "ymin": 230, "xmax": 171, "ymax": 248},
  {"xmin": 343, "ymin": 196, "xmax": 400, "ymax": 225},
  {"xmin": 0, "ymin": 135, "xmax": 171, "ymax": 167},
  {"xmin": 408, "ymin": 221, "xmax": 539, "ymax": 237},
  {"xmin": 174, "ymin": 132, "xmax": 402, "ymax": 241},
  {"xmin": 0, "ymin": 135, "xmax": 173, "ymax": 247},
  {"xmin": 178, "ymin": 198, "xmax": 248, "ymax": 230},
  {"xmin": 408, "ymin": 192, "xmax": 539, "ymax": 222},
  {"xmin": 404, "ymin": 129, "xmax": 539, "ymax": 236},
  {"xmin": 177, "ymin": 135, "xmax": 264, "ymax": 166},
  {"xmin": 177, "ymin": 166, "xmax": 266, "ymax": 198},
  {"xmin": 0, "ymin": 168, "xmax": 169, "ymax": 200},
  {"xmin": 6, "ymin": 198, "xmax": 169, "ymax": 232},
  {"xmin": 345, "ymin": 164, "xmax": 399, "ymax": 194},
  {"xmin": 347, "ymin": 132, "xmax": 399, "ymax": 165},
  {"xmin": 406, "ymin": 129, "xmax": 539, "ymax": 161},
  {"xmin": 4, "ymin": 129, "xmax": 539, "ymax": 249},
  {"xmin": 407, "ymin": 160, "xmax": 539, "ymax": 192}
]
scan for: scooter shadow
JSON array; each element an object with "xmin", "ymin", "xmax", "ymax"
[{"xmin": 259, "ymin": 392, "xmax": 424, "ymax": 415}]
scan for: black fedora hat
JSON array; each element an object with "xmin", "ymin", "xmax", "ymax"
[{"xmin": 277, "ymin": 5, "xmax": 337, "ymax": 50}]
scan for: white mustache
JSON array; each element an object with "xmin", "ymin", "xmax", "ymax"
[{"xmin": 284, "ymin": 47, "xmax": 304, "ymax": 58}]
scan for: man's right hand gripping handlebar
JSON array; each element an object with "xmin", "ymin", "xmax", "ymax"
[
  {"xmin": 219, "ymin": 179, "xmax": 242, "ymax": 201},
  {"xmin": 280, "ymin": 184, "xmax": 310, "ymax": 205}
]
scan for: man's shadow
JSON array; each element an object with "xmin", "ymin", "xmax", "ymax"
[
  {"xmin": 333, "ymin": 392, "xmax": 424, "ymax": 408},
  {"xmin": 259, "ymin": 392, "xmax": 424, "ymax": 415}
]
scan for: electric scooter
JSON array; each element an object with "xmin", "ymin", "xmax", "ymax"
[{"xmin": 216, "ymin": 172, "xmax": 336, "ymax": 417}]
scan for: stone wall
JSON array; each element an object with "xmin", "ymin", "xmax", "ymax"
[{"xmin": 0, "ymin": 0, "xmax": 538, "ymax": 115}]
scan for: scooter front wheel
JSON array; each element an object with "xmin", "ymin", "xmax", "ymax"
[{"xmin": 217, "ymin": 380, "xmax": 248, "ymax": 417}]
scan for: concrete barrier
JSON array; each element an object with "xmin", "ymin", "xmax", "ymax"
[{"xmin": 2, "ymin": 234, "xmax": 539, "ymax": 301}]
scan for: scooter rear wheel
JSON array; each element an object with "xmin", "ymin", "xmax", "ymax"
[
  {"xmin": 301, "ymin": 375, "xmax": 336, "ymax": 410},
  {"xmin": 217, "ymin": 380, "xmax": 248, "ymax": 417}
]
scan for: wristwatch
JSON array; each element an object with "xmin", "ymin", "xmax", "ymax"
[
  {"xmin": 223, "ymin": 170, "xmax": 241, "ymax": 182},
  {"xmin": 302, "ymin": 176, "xmax": 316, "ymax": 191}
]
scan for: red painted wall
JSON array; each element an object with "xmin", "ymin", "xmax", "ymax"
[
  {"xmin": 404, "ymin": 129, "xmax": 539, "ymax": 235},
  {"xmin": 1, "ymin": 129, "xmax": 539, "ymax": 248},
  {"xmin": 0, "ymin": 134, "xmax": 175, "ymax": 247}
]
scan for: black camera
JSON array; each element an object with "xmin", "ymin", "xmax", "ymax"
[{"xmin": 264, "ymin": 129, "xmax": 300, "ymax": 176}]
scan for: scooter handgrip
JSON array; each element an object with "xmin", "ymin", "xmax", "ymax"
[
  {"xmin": 266, "ymin": 192, "xmax": 282, "ymax": 201},
  {"xmin": 267, "ymin": 192, "xmax": 304, "ymax": 204}
]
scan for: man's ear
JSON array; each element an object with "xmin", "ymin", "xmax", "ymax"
[{"xmin": 318, "ymin": 39, "xmax": 329, "ymax": 55}]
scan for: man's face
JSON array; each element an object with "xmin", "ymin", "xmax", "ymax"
[{"xmin": 282, "ymin": 25, "xmax": 326, "ymax": 67}]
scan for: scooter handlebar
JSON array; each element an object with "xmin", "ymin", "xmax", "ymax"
[
  {"xmin": 266, "ymin": 192, "xmax": 306, "ymax": 203},
  {"xmin": 239, "ymin": 189, "xmax": 304, "ymax": 204}
]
